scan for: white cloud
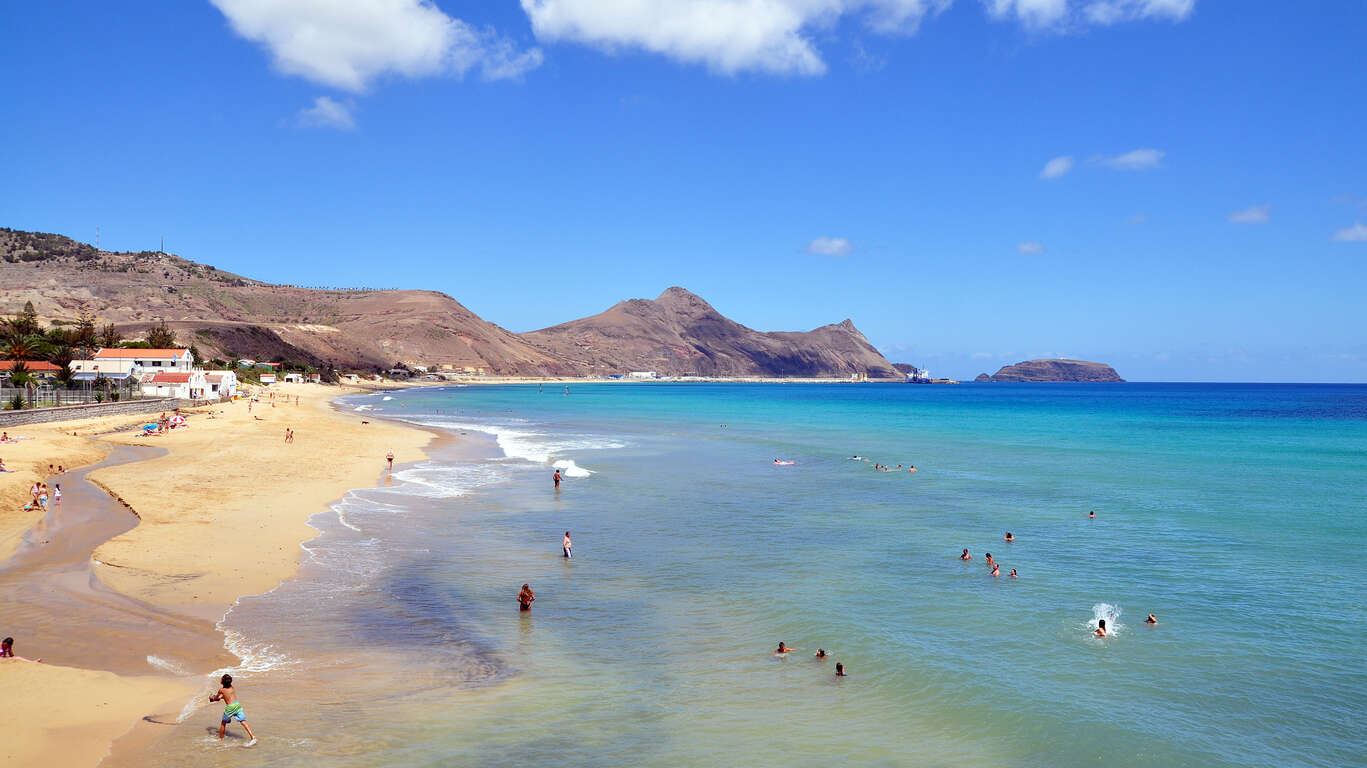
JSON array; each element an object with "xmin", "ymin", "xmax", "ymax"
[
  {"xmin": 1039, "ymin": 155, "xmax": 1074, "ymax": 179},
  {"xmin": 210, "ymin": 0, "xmax": 542, "ymax": 92},
  {"xmin": 517, "ymin": 1, "xmax": 1196, "ymax": 75},
  {"xmin": 1126, "ymin": 213, "xmax": 1147, "ymax": 224},
  {"xmin": 987, "ymin": 0, "xmax": 1192, "ymax": 30},
  {"xmin": 1095, "ymin": 148, "xmax": 1164, "ymax": 170},
  {"xmin": 1333, "ymin": 222, "xmax": 1367, "ymax": 243},
  {"xmin": 1084, "ymin": 0, "xmax": 1194, "ymax": 25},
  {"xmin": 298, "ymin": 96, "xmax": 356, "ymax": 129},
  {"xmin": 1227, "ymin": 204, "xmax": 1269, "ymax": 224},
  {"xmin": 807, "ymin": 236, "xmax": 855, "ymax": 256},
  {"xmin": 1017, "ymin": 241, "xmax": 1045, "ymax": 255},
  {"xmin": 984, "ymin": 0, "xmax": 1069, "ymax": 29}
]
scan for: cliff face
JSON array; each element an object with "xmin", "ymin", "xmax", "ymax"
[
  {"xmin": 521, "ymin": 287, "xmax": 899, "ymax": 377},
  {"xmin": 975, "ymin": 359, "xmax": 1125, "ymax": 383},
  {"xmin": 1, "ymin": 229, "xmax": 894, "ymax": 377}
]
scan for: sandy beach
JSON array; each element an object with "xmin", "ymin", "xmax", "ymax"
[{"xmin": 0, "ymin": 383, "xmax": 433, "ymax": 766}]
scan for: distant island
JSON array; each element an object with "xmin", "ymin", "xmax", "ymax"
[{"xmin": 975, "ymin": 359, "xmax": 1125, "ymax": 383}]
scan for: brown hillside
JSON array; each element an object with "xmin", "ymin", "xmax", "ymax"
[
  {"xmin": 0, "ymin": 228, "xmax": 569, "ymax": 374},
  {"xmin": 522, "ymin": 287, "xmax": 898, "ymax": 377},
  {"xmin": 2, "ymin": 230, "xmax": 895, "ymax": 377}
]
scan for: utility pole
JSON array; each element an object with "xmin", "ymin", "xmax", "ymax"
[
  {"xmin": 160, "ymin": 236, "xmax": 164, "ymax": 254},
  {"xmin": 96, "ymin": 226, "xmax": 100, "ymax": 250}
]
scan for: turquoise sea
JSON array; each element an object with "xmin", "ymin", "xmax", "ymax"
[{"xmin": 123, "ymin": 383, "xmax": 1367, "ymax": 767}]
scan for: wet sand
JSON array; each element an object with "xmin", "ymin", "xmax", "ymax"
[{"xmin": 0, "ymin": 445, "xmax": 231, "ymax": 673}]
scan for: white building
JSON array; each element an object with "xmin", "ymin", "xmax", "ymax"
[
  {"xmin": 205, "ymin": 371, "xmax": 239, "ymax": 399},
  {"xmin": 282, "ymin": 372, "xmax": 304, "ymax": 384},
  {"xmin": 141, "ymin": 370, "xmax": 208, "ymax": 399},
  {"xmin": 627, "ymin": 371, "xmax": 659, "ymax": 379},
  {"xmin": 94, "ymin": 348, "xmax": 194, "ymax": 372},
  {"xmin": 71, "ymin": 358, "xmax": 145, "ymax": 384}
]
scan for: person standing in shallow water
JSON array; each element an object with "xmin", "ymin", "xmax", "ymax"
[
  {"xmin": 553, "ymin": 469, "xmax": 562, "ymax": 488},
  {"xmin": 386, "ymin": 450, "xmax": 394, "ymax": 471},
  {"xmin": 563, "ymin": 531, "xmax": 572, "ymax": 559},
  {"xmin": 518, "ymin": 584, "xmax": 536, "ymax": 611}
]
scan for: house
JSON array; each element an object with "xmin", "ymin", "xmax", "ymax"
[
  {"xmin": 343, "ymin": 374, "xmax": 360, "ymax": 384},
  {"xmin": 204, "ymin": 371, "xmax": 238, "ymax": 399},
  {"xmin": 0, "ymin": 360, "xmax": 62, "ymax": 382},
  {"xmin": 95, "ymin": 348, "xmax": 194, "ymax": 372},
  {"xmin": 71, "ymin": 359, "xmax": 145, "ymax": 383},
  {"xmin": 141, "ymin": 370, "xmax": 208, "ymax": 400},
  {"xmin": 307, "ymin": 373, "xmax": 322, "ymax": 384},
  {"xmin": 237, "ymin": 359, "xmax": 256, "ymax": 368},
  {"xmin": 282, "ymin": 373, "xmax": 304, "ymax": 384},
  {"xmin": 259, "ymin": 373, "xmax": 277, "ymax": 385},
  {"xmin": 627, "ymin": 371, "xmax": 659, "ymax": 379}
]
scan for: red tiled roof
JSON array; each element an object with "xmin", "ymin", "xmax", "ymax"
[
  {"xmin": 95, "ymin": 348, "xmax": 190, "ymax": 359},
  {"xmin": 0, "ymin": 360, "xmax": 61, "ymax": 372},
  {"xmin": 148, "ymin": 372, "xmax": 195, "ymax": 383}
]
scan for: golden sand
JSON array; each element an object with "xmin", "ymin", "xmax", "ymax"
[{"xmin": 0, "ymin": 383, "xmax": 432, "ymax": 766}]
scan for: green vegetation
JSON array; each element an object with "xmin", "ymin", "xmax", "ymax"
[{"xmin": 145, "ymin": 320, "xmax": 177, "ymax": 348}]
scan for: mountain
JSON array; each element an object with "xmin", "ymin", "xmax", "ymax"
[
  {"xmin": 975, "ymin": 359, "xmax": 1125, "ymax": 382},
  {"xmin": 521, "ymin": 287, "xmax": 898, "ymax": 377},
  {"xmin": 1, "ymin": 229, "xmax": 895, "ymax": 378},
  {"xmin": 0, "ymin": 228, "xmax": 570, "ymax": 374}
]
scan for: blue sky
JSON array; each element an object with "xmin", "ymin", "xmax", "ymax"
[{"xmin": 3, "ymin": 1, "xmax": 1364, "ymax": 381}]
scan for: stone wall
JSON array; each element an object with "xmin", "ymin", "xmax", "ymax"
[{"xmin": 0, "ymin": 398, "xmax": 183, "ymax": 428}]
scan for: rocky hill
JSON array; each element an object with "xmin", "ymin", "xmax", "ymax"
[
  {"xmin": 0, "ymin": 228, "xmax": 570, "ymax": 374},
  {"xmin": 521, "ymin": 287, "xmax": 897, "ymax": 378},
  {"xmin": 1, "ymin": 229, "xmax": 895, "ymax": 377},
  {"xmin": 975, "ymin": 359, "xmax": 1125, "ymax": 383}
]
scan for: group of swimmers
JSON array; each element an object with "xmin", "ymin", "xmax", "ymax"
[
  {"xmin": 849, "ymin": 456, "xmax": 916, "ymax": 473},
  {"xmin": 957, "ymin": 515, "xmax": 1161, "ymax": 637},
  {"xmin": 959, "ymin": 539, "xmax": 1017, "ymax": 579},
  {"xmin": 774, "ymin": 643, "xmax": 847, "ymax": 678}
]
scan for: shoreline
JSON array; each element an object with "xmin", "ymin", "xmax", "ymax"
[{"xmin": 0, "ymin": 383, "xmax": 436, "ymax": 766}]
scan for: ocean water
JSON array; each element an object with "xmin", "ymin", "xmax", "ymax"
[{"xmin": 121, "ymin": 383, "xmax": 1367, "ymax": 768}]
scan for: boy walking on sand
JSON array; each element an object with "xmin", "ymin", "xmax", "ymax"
[{"xmin": 210, "ymin": 673, "xmax": 257, "ymax": 746}]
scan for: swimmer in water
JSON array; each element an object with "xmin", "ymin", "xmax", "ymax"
[
  {"xmin": 1009, "ymin": 569, "xmax": 1017, "ymax": 578},
  {"xmin": 1094, "ymin": 619, "xmax": 1107, "ymax": 638},
  {"xmin": 815, "ymin": 649, "xmax": 827, "ymax": 659},
  {"xmin": 985, "ymin": 553, "xmax": 993, "ymax": 565},
  {"xmin": 835, "ymin": 662, "xmax": 847, "ymax": 677},
  {"xmin": 518, "ymin": 583, "xmax": 536, "ymax": 611},
  {"xmin": 774, "ymin": 642, "xmax": 798, "ymax": 655},
  {"xmin": 960, "ymin": 548, "xmax": 971, "ymax": 560},
  {"xmin": 907, "ymin": 465, "xmax": 916, "ymax": 473},
  {"xmin": 1146, "ymin": 614, "xmax": 1157, "ymax": 624},
  {"xmin": 990, "ymin": 563, "xmax": 1000, "ymax": 577},
  {"xmin": 562, "ymin": 531, "xmax": 572, "ymax": 559},
  {"xmin": 1088, "ymin": 510, "xmax": 1095, "ymax": 518},
  {"xmin": 1004, "ymin": 531, "xmax": 1014, "ymax": 542}
]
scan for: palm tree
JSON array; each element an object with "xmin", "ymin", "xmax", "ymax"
[{"xmin": 2, "ymin": 333, "xmax": 49, "ymax": 362}]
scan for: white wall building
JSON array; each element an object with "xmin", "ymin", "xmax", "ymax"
[
  {"xmin": 141, "ymin": 370, "xmax": 208, "ymax": 400},
  {"xmin": 94, "ymin": 348, "xmax": 195, "ymax": 372},
  {"xmin": 205, "ymin": 371, "xmax": 239, "ymax": 399},
  {"xmin": 628, "ymin": 371, "xmax": 659, "ymax": 379},
  {"xmin": 71, "ymin": 358, "xmax": 144, "ymax": 383}
]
